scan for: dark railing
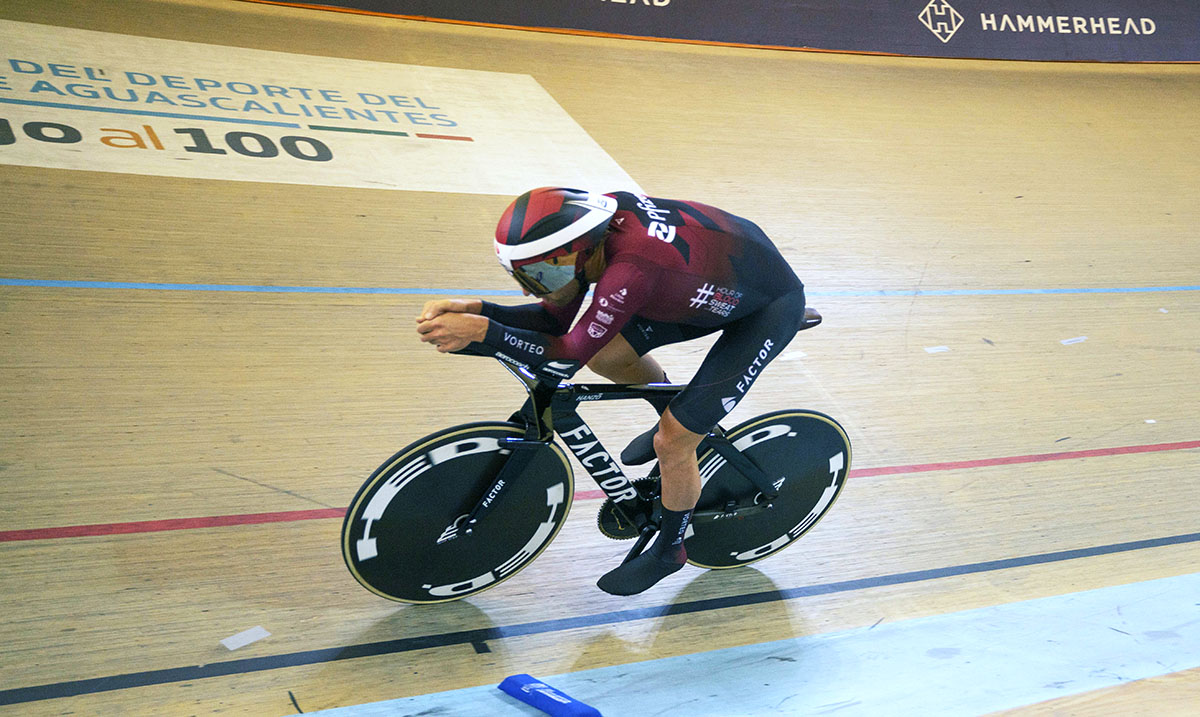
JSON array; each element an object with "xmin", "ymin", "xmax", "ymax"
[{"xmin": 260, "ymin": 0, "xmax": 1199, "ymax": 63}]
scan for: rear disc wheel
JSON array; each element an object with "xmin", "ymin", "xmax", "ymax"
[{"xmin": 685, "ymin": 410, "xmax": 851, "ymax": 569}]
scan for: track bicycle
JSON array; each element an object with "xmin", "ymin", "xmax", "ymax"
[{"xmin": 342, "ymin": 314, "xmax": 851, "ymax": 603}]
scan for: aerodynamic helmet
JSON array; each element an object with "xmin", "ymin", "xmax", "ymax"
[{"xmin": 494, "ymin": 187, "xmax": 617, "ymax": 295}]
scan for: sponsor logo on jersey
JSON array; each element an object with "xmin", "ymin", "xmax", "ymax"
[
  {"xmin": 588, "ymin": 322, "xmax": 607, "ymax": 339},
  {"xmin": 597, "ymin": 292, "xmax": 626, "ymax": 313},
  {"xmin": 635, "ymin": 195, "xmax": 681, "ymax": 244},
  {"xmin": 504, "ymin": 331, "xmax": 545, "ymax": 355},
  {"xmin": 635, "ymin": 194, "xmax": 671, "ymax": 223},
  {"xmin": 648, "ymin": 221, "xmax": 676, "ymax": 242},
  {"xmin": 688, "ymin": 283, "xmax": 742, "ymax": 317},
  {"xmin": 596, "ymin": 310, "xmax": 615, "ymax": 325}
]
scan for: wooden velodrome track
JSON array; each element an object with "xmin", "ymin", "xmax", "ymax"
[{"xmin": 1, "ymin": 0, "xmax": 1198, "ymax": 714}]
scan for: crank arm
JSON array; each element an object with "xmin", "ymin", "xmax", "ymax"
[
  {"xmin": 691, "ymin": 500, "xmax": 774, "ymax": 525},
  {"xmin": 621, "ymin": 524, "xmax": 658, "ymax": 565}
]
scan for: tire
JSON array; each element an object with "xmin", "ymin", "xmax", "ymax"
[
  {"xmin": 685, "ymin": 410, "xmax": 851, "ymax": 569},
  {"xmin": 342, "ymin": 422, "xmax": 574, "ymax": 603}
]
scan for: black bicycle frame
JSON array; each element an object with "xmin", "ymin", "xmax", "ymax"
[{"xmin": 462, "ymin": 361, "xmax": 781, "ymax": 547}]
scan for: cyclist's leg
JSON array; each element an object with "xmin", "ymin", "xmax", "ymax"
[
  {"xmin": 667, "ymin": 286, "xmax": 808, "ymax": 439},
  {"xmin": 655, "ymin": 287, "xmax": 809, "ymax": 545},
  {"xmin": 587, "ymin": 334, "xmax": 666, "ymax": 384},
  {"xmin": 606, "ymin": 317, "xmax": 719, "ymax": 463},
  {"xmin": 597, "ymin": 407, "xmax": 700, "ymax": 596},
  {"xmin": 654, "ymin": 407, "xmax": 705, "ymax": 509},
  {"xmin": 599, "ymin": 289, "xmax": 806, "ymax": 595}
]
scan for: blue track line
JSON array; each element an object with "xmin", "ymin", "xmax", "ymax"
[
  {"xmin": 0, "ymin": 278, "xmax": 518, "ymax": 296},
  {"xmin": 2, "ymin": 277, "xmax": 1199, "ymax": 297}
]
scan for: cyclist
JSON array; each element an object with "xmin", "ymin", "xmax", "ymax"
[{"xmin": 416, "ymin": 187, "xmax": 810, "ymax": 596}]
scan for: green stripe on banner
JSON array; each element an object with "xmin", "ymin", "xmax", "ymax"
[{"xmin": 307, "ymin": 125, "xmax": 410, "ymax": 137}]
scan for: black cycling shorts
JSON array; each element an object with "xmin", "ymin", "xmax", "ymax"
[{"xmin": 619, "ymin": 286, "xmax": 807, "ymax": 434}]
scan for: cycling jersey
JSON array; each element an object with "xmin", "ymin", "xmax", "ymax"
[{"xmin": 472, "ymin": 191, "xmax": 807, "ymax": 433}]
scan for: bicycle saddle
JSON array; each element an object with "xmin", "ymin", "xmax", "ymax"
[{"xmin": 800, "ymin": 306, "xmax": 822, "ymax": 330}]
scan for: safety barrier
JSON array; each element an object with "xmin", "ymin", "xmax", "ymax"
[{"xmin": 254, "ymin": 0, "xmax": 1199, "ymax": 62}]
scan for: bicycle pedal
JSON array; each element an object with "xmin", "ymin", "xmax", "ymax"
[{"xmin": 596, "ymin": 477, "xmax": 659, "ymax": 540}]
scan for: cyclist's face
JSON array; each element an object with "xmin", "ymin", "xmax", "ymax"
[{"xmin": 523, "ymin": 279, "xmax": 580, "ymax": 307}]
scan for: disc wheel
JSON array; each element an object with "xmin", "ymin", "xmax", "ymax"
[
  {"xmin": 342, "ymin": 422, "xmax": 573, "ymax": 603},
  {"xmin": 685, "ymin": 410, "xmax": 851, "ymax": 569}
]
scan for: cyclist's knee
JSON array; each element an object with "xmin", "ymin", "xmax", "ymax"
[
  {"xmin": 654, "ymin": 410, "xmax": 704, "ymax": 462},
  {"xmin": 587, "ymin": 336, "xmax": 632, "ymax": 376}
]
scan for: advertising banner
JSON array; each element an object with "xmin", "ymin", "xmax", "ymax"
[
  {"xmin": 287, "ymin": 0, "xmax": 1199, "ymax": 62},
  {"xmin": 0, "ymin": 20, "xmax": 641, "ymax": 195}
]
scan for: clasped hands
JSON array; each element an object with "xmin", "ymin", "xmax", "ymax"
[{"xmin": 416, "ymin": 299, "xmax": 488, "ymax": 353}]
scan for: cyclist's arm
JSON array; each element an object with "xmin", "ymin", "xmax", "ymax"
[
  {"xmin": 470, "ymin": 263, "xmax": 652, "ymax": 376},
  {"xmin": 479, "ymin": 301, "xmax": 572, "ymax": 336}
]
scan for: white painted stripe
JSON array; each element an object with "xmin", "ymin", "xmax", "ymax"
[
  {"xmin": 219, "ymin": 626, "xmax": 270, "ymax": 651},
  {"xmin": 305, "ymin": 572, "xmax": 1200, "ymax": 716}
]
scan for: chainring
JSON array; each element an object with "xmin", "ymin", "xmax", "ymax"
[{"xmin": 596, "ymin": 477, "xmax": 659, "ymax": 540}]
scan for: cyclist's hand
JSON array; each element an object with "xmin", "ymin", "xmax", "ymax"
[
  {"xmin": 417, "ymin": 299, "xmax": 479, "ymax": 323},
  {"xmin": 417, "ymin": 313, "xmax": 488, "ymax": 353}
]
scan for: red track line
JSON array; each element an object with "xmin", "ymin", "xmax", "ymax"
[
  {"xmin": 848, "ymin": 439, "xmax": 1200, "ymax": 477},
  {"xmin": 574, "ymin": 439, "xmax": 1200, "ymax": 501},
  {"xmin": 0, "ymin": 508, "xmax": 346, "ymax": 543},
  {"xmin": 2, "ymin": 440, "xmax": 1197, "ymax": 543}
]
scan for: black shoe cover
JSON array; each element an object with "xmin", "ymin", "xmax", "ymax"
[
  {"xmin": 620, "ymin": 424, "xmax": 659, "ymax": 466},
  {"xmin": 597, "ymin": 550, "xmax": 685, "ymax": 596}
]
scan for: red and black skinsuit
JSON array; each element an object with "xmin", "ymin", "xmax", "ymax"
[{"xmin": 472, "ymin": 191, "xmax": 806, "ymax": 434}]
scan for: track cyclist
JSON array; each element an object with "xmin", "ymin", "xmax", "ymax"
[{"xmin": 416, "ymin": 187, "xmax": 812, "ymax": 596}]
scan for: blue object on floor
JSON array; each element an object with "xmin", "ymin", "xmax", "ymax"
[{"xmin": 498, "ymin": 674, "xmax": 603, "ymax": 717}]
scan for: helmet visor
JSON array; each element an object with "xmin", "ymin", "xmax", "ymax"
[{"xmin": 512, "ymin": 252, "xmax": 580, "ymax": 295}]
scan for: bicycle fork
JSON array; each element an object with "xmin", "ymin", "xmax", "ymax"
[{"xmin": 452, "ymin": 378, "xmax": 560, "ymax": 540}]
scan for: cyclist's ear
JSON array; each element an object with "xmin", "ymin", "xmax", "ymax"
[{"xmin": 582, "ymin": 242, "xmax": 607, "ymax": 282}]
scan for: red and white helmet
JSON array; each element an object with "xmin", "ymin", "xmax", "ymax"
[{"xmin": 494, "ymin": 187, "xmax": 617, "ymax": 295}]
